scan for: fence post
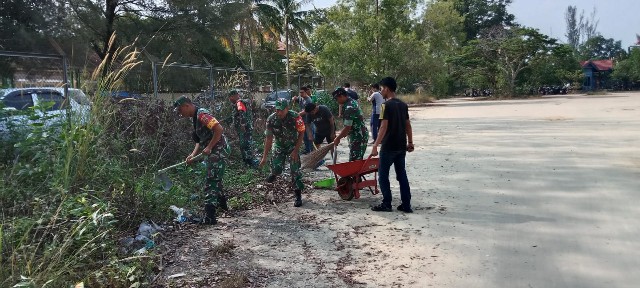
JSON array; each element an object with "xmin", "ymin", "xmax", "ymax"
[
  {"xmin": 62, "ymin": 56, "xmax": 69, "ymax": 98},
  {"xmin": 152, "ymin": 62, "xmax": 158, "ymax": 98},
  {"xmin": 209, "ymin": 66, "xmax": 214, "ymax": 99}
]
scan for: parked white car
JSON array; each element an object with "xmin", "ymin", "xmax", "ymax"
[{"xmin": 0, "ymin": 87, "xmax": 91, "ymax": 139}]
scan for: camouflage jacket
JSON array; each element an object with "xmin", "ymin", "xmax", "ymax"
[
  {"xmin": 266, "ymin": 110, "xmax": 306, "ymax": 148},
  {"xmin": 193, "ymin": 107, "xmax": 227, "ymax": 147},
  {"xmin": 341, "ymin": 98, "xmax": 368, "ymax": 138},
  {"xmin": 233, "ymin": 99, "xmax": 253, "ymax": 132}
]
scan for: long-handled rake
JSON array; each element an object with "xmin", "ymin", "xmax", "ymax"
[{"xmin": 155, "ymin": 153, "xmax": 203, "ymax": 191}]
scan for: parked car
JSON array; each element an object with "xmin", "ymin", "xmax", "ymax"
[
  {"xmin": 0, "ymin": 87, "xmax": 91, "ymax": 139},
  {"xmin": 261, "ymin": 90, "xmax": 292, "ymax": 110},
  {"xmin": 109, "ymin": 91, "xmax": 144, "ymax": 101}
]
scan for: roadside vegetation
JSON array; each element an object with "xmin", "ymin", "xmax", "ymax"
[
  {"xmin": 0, "ymin": 41, "xmax": 276, "ymax": 287},
  {"xmin": 2, "ymin": 0, "xmax": 640, "ymax": 286}
]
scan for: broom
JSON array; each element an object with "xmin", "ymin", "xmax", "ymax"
[{"xmin": 301, "ymin": 143, "xmax": 334, "ymax": 170}]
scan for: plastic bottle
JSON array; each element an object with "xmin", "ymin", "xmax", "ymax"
[{"xmin": 169, "ymin": 205, "xmax": 188, "ymax": 223}]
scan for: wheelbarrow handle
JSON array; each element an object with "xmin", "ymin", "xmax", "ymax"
[{"xmin": 357, "ymin": 154, "xmax": 376, "ymax": 175}]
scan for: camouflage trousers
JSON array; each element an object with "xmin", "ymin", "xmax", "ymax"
[
  {"xmin": 204, "ymin": 141, "xmax": 230, "ymax": 205},
  {"xmin": 238, "ymin": 131, "xmax": 257, "ymax": 165},
  {"xmin": 269, "ymin": 144, "xmax": 304, "ymax": 191},
  {"xmin": 348, "ymin": 132, "xmax": 369, "ymax": 161}
]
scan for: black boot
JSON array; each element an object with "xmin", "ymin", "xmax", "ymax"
[
  {"xmin": 203, "ymin": 203, "xmax": 217, "ymax": 225},
  {"xmin": 218, "ymin": 195, "xmax": 228, "ymax": 211},
  {"xmin": 294, "ymin": 189, "xmax": 302, "ymax": 207}
]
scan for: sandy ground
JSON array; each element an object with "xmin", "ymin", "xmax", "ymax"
[{"xmin": 158, "ymin": 92, "xmax": 640, "ymax": 287}]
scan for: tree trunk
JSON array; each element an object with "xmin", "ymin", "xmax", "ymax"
[
  {"xmin": 101, "ymin": 0, "xmax": 118, "ymax": 76},
  {"xmin": 285, "ymin": 15, "xmax": 291, "ymax": 89}
]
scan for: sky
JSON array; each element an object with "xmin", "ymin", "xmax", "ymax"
[{"xmin": 304, "ymin": 0, "xmax": 640, "ymax": 48}]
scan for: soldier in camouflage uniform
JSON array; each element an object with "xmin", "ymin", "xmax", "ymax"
[
  {"xmin": 332, "ymin": 88, "xmax": 369, "ymax": 161},
  {"xmin": 228, "ymin": 90, "xmax": 258, "ymax": 167},
  {"xmin": 259, "ymin": 98, "xmax": 306, "ymax": 207},
  {"xmin": 174, "ymin": 96, "xmax": 230, "ymax": 225}
]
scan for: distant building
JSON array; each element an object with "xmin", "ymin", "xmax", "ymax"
[{"xmin": 581, "ymin": 60, "xmax": 613, "ymax": 91}]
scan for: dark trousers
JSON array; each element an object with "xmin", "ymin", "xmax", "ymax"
[
  {"xmin": 303, "ymin": 124, "xmax": 315, "ymax": 154},
  {"xmin": 378, "ymin": 150, "xmax": 411, "ymax": 208},
  {"xmin": 370, "ymin": 113, "xmax": 380, "ymax": 141}
]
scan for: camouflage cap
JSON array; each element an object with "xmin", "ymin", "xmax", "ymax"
[
  {"xmin": 275, "ymin": 98, "xmax": 289, "ymax": 110},
  {"xmin": 332, "ymin": 87, "xmax": 347, "ymax": 99},
  {"xmin": 173, "ymin": 95, "xmax": 191, "ymax": 107}
]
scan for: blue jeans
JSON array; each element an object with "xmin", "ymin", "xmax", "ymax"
[
  {"xmin": 378, "ymin": 150, "xmax": 411, "ymax": 208},
  {"xmin": 303, "ymin": 124, "xmax": 315, "ymax": 154},
  {"xmin": 370, "ymin": 113, "xmax": 380, "ymax": 141}
]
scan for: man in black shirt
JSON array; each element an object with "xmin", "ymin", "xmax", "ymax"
[
  {"xmin": 343, "ymin": 82, "xmax": 359, "ymax": 100},
  {"xmin": 305, "ymin": 102, "xmax": 335, "ymax": 146},
  {"xmin": 370, "ymin": 77, "xmax": 414, "ymax": 213}
]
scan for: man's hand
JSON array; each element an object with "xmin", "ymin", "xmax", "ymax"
[
  {"xmin": 186, "ymin": 154, "xmax": 197, "ymax": 165},
  {"xmin": 290, "ymin": 150, "xmax": 299, "ymax": 162},
  {"xmin": 203, "ymin": 147, "xmax": 212, "ymax": 155},
  {"xmin": 407, "ymin": 143, "xmax": 415, "ymax": 152},
  {"xmin": 370, "ymin": 145, "xmax": 379, "ymax": 157}
]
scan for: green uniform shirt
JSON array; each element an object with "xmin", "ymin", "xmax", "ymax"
[
  {"xmin": 266, "ymin": 110, "xmax": 306, "ymax": 148},
  {"xmin": 341, "ymin": 98, "xmax": 367, "ymax": 139},
  {"xmin": 233, "ymin": 99, "xmax": 253, "ymax": 132},
  {"xmin": 193, "ymin": 107, "xmax": 227, "ymax": 147}
]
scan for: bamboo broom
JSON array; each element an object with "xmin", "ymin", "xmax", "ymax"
[{"xmin": 301, "ymin": 143, "xmax": 334, "ymax": 170}]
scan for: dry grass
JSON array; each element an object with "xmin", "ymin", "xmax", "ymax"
[
  {"xmin": 219, "ymin": 272, "xmax": 249, "ymax": 288},
  {"xmin": 399, "ymin": 93, "xmax": 437, "ymax": 105},
  {"xmin": 209, "ymin": 239, "xmax": 237, "ymax": 256},
  {"xmin": 586, "ymin": 90, "xmax": 609, "ymax": 96}
]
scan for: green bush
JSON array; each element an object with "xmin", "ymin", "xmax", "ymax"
[{"xmin": 0, "ymin": 40, "xmax": 279, "ymax": 287}]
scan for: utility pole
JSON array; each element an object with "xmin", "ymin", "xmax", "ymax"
[{"xmin": 375, "ymin": 0, "xmax": 380, "ymax": 74}]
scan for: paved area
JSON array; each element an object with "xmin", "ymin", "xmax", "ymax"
[
  {"xmin": 402, "ymin": 93, "xmax": 640, "ymax": 287},
  {"xmin": 161, "ymin": 93, "xmax": 640, "ymax": 287}
]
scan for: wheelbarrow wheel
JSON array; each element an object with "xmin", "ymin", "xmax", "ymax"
[{"xmin": 336, "ymin": 177, "xmax": 355, "ymax": 201}]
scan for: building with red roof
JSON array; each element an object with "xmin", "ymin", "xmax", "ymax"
[{"xmin": 581, "ymin": 59, "xmax": 614, "ymax": 91}]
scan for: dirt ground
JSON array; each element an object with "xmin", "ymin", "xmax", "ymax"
[{"xmin": 155, "ymin": 92, "xmax": 640, "ymax": 288}]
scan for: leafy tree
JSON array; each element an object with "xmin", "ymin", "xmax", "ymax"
[
  {"xmin": 0, "ymin": 0, "xmax": 67, "ymax": 51},
  {"xmin": 419, "ymin": 0, "xmax": 466, "ymax": 96},
  {"xmin": 289, "ymin": 51, "xmax": 316, "ymax": 76},
  {"xmin": 217, "ymin": 0, "xmax": 282, "ymax": 69},
  {"xmin": 313, "ymin": 0, "xmax": 423, "ymax": 89},
  {"xmin": 525, "ymin": 44, "xmax": 582, "ymax": 88},
  {"xmin": 261, "ymin": 0, "xmax": 313, "ymax": 88},
  {"xmin": 611, "ymin": 48, "xmax": 640, "ymax": 88},
  {"xmin": 469, "ymin": 26, "xmax": 555, "ymax": 95},
  {"xmin": 68, "ymin": 0, "xmax": 162, "ymax": 63},
  {"xmin": 452, "ymin": 0, "xmax": 515, "ymax": 41},
  {"xmin": 579, "ymin": 35, "xmax": 627, "ymax": 60},
  {"xmin": 0, "ymin": 0, "xmax": 69, "ymax": 80},
  {"xmin": 565, "ymin": 5, "xmax": 580, "ymax": 51}
]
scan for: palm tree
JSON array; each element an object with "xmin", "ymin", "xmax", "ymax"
[
  {"xmin": 222, "ymin": 0, "xmax": 312, "ymax": 88},
  {"xmin": 238, "ymin": 0, "xmax": 283, "ymax": 69},
  {"xmin": 266, "ymin": 0, "xmax": 313, "ymax": 88},
  {"xmin": 219, "ymin": 1, "xmax": 280, "ymax": 69}
]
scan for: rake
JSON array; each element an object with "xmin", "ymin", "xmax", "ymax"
[{"xmin": 155, "ymin": 153, "xmax": 203, "ymax": 191}]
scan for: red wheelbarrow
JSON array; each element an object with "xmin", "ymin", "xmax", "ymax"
[{"xmin": 326, "ymin": 155, "xmax": 380, "ymax": 200}]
